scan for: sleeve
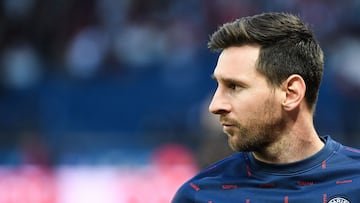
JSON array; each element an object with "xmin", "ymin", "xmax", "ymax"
[{"xmin": 171, "ymin": 182, "xmax": 196, "ymax": 203}]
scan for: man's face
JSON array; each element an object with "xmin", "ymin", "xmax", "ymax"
[{"xmin": 209, "ymin": 45, "xmax": 286, "ymax": 152}]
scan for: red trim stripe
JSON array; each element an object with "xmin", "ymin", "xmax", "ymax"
[
  {"xmin": 345, "ymin": 147, "xmax": 360, "ymax": 153},
  {"xmin": 336, "ymin": 179, "xmax": 353, "ymax": 184},
  {"xmin": 222, "ymin": 184, "xmax": 238, "ymax": 190},
  {"xmin": 189, "ymin": 182, "xmax": 200, "ymax": 191},
  {"xmin": 246, "ymin": 164, "xmax": 252, "ymax": 177},
  {"xmin": 321, "ymin": 160, "xmax": 326, "ymax": 169}
]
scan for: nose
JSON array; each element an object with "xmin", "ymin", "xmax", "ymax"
[{"xmin": 208, "ymin": 88, "xmax": 231, "ymax": 115}]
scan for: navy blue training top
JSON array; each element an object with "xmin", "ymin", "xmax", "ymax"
[{"xmin": 172, "ymin": 136, "xmax": 360, "ymax": 203}]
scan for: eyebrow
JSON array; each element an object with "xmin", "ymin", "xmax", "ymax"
[{"xmin": 211, "ymin": 74, "xmax": 248, "ymax": 87}]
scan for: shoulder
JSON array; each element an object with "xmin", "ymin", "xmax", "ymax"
[
  {"xmin": 326, "ymin": 136, "xmax": 360, "ymax": 158},
  {"xmin": 336, "ymin": 144, "xmax": 360, "ymax": 161},
  {"xmin": 172, "ymin": 152, "xmax": 248, "ymax": 202},
  {"xmin": 325, "ymin": 136, "xmax": 360, "ymax": 168}
]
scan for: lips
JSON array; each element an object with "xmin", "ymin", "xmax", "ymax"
[
  {"xmin": 220, "ymin": 119, "xmax": 236, "ymax": 127},
  {"xmin": 222, "ymin": 124, "xmax": 235, "ymax": 129},
  {"xmin": 223, "ymin": 124, "xmax": 235, "ymax": 129},
  {"xmin": 220, "ymin": 117, "xmax": 238, "ymax": 132},
  {"xmin": 221, "ymin": 122, "xmax": 236, "ymax": 131}
]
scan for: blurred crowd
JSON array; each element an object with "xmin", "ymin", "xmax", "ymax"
[{"xmin": 0, "ymin": 0, "xmax": 360, "ymax": 167}]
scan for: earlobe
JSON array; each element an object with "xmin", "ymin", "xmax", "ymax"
[{"xmin": 281, "ymin": 74, "xmax": 306, "ymax": 111}]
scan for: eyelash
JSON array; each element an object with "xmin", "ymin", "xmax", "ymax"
[{"xmin": 227, "ymin": 83, "xmax": 241, "ymax": 91}]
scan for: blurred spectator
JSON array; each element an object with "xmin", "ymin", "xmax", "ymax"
[
  {"xmin": 112, "ymin": 22, "xmax": 167, "ymax": 69},
  {"xmin": 161, "ymin": 19, "xmax": 202, "ymax": 89},
  {"xmin": 1, "ymin": 42, "xmax": 43, "ymax": 90},
  {"xmin": 2, "ymin": 0, "xmax": 36, "ymax": 21},
  {"xmin": 203, "ymin": 0, "xmax": 261, "ymax": 30},
  {"xmin": 330, "ymin": 37, "xmax": 360, "ymax": 94},
  {"xmin": 327, "ymin": 36, "xmax": 360, "ymax": 145},
  {"xmin": 65, "ymin": 26, "xmax": 109, "ymax": 79}
]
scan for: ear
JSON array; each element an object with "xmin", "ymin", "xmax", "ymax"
[{"xmin": 281, "ymin": 74, "xmax": 306, "ymax": 111}]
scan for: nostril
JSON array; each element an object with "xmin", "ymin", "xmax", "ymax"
[
  {"xmin": 209, "ymin": 98, "xmax": 231, "ymax": 115},
  {"xmin": 208, "ymin": 102, "xmax": 220, "ymax": 114},
  {"xmin": 212, "ymin": 109, "xmax": 229, "ymax": 115}
]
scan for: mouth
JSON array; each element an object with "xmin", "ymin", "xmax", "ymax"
[
  {"xmin": 220, "ymin": 117, "xmax": 238, "ymax": 133},
  {"xmin": 221, "ymin": 123, "xmax": 236, "ymax": 133},
  {"xmin": 222, "ymin": 124, "xmax": 235, "ymax": 129},
  {"xmin": 220, "ymin": 116, "xmax": 235, "ymax": 125},
  {"xmin": 221, "ymin": 120, "xmax": 235, "ymax": 127},
  {"xmin": 222, "ymin": 122, "xmax": 233, "ymax": 126},
  {"xmin": 222, "ymin": 124, "xmax": 234, "ymax": 129}
]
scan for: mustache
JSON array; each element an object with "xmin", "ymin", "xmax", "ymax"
[{"xmin": 220, "ymin": 116, "xmax": 239, "ymax": 126}]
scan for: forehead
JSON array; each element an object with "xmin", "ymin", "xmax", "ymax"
[{"xmin": 213, "ymin": 45, "xmax": 261, "ymax": 81}]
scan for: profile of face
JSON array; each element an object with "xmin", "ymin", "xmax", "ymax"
[{"xmin": 209, "ymin": 45, "xmax": 286, "ymax": 152}]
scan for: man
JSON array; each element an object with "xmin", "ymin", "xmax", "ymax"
[{"xmin": 172, "ymin": 12, "xmax": 360, "ymax": 203}]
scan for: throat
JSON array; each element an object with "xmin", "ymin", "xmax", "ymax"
[{"xmin": 252, "ymin": 136, "xmax": 325, "ymax": 164}]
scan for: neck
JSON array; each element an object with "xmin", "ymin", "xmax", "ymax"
[{"xmin": 252, "ymin": 112, "xmax": 324, "ymax": 164}]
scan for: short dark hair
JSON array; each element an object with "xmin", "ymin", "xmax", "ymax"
[{"xmin": 208, "ymin": 12, "xmax": 324, "ymax": 111}]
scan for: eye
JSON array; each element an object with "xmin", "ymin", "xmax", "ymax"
[
  {"xmin": 227, "ymin": 83, "xmax": 242, "ymax": 91},
  {"xmin": 228, "ymin": 83, "xmax": 236, "ymax": 90}
]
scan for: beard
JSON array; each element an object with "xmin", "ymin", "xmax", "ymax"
[{"xmin": 221, "ymin": 98, "xmax": 286, "ymax": 152}]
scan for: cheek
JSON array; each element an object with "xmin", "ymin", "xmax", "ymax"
[
  {"xmin": 234, "ymin": 96, "xmax": 280, "ymax": 122},
  {"xmin": 231, "ymin": 103, "xmax": 259, "ymax": 125},
  {"xmin": 230, "ymin": 87, "xmax": 280, "ymax": 119},
  {"xmin": 232, "ymin": 96, "xmax": 263, "ymax": 114}
]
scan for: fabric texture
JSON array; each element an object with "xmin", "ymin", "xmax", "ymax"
[{"xmin": 172, "ymin": 136, "xmax": 360, "ymax": 203}]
